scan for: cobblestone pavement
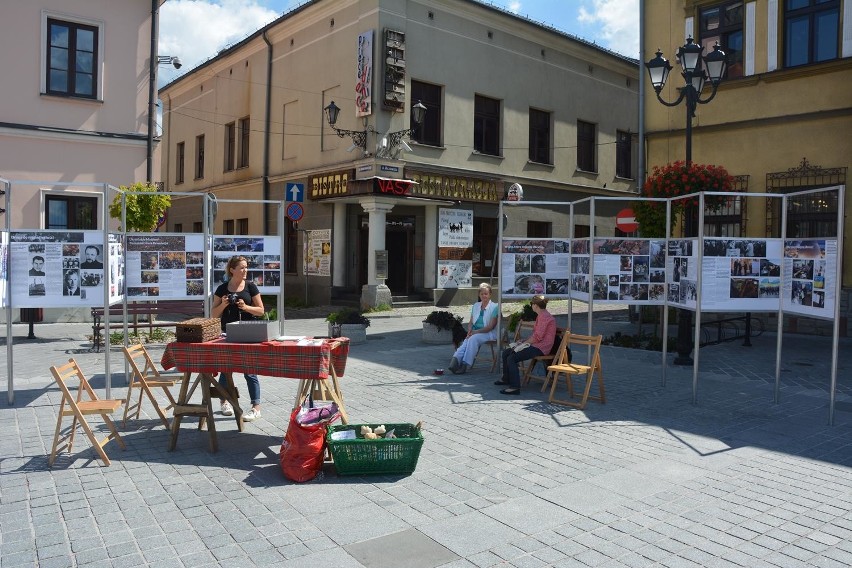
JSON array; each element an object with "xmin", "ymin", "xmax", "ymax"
[{"xmin": 1, "ymin": 310, "xmax": 850, "ymax": 568}]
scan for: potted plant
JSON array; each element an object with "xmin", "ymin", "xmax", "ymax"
[
  {"xmin": 422, "ymin": 310, "xmax": 465, "ymax": 345},
  {"xmin": 506, "ymin": 302, "xmax": 537, "ymax": 334},
  {"xmin": 326, "ymin": 308, "xmax": 371, "ymax": 344}
]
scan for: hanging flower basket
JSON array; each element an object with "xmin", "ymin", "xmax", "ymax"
[{"xmin": 633, "ymin": 161, "xmax": 736, "ymax": 237}]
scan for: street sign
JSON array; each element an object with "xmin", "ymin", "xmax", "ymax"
[
  {"xmin": 287, "ymin": 202, "xmax": 304, "ymax": 222},
  {"xmin": 286, "ymin": 182, "xmax": 304, "ymax": 202},
  {"xmin": 616, "ymin": 208, "xmax": 639, "ymax": 233}
]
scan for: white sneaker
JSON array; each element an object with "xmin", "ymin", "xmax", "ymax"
[
  {"xmin": 220, "ymin": 401, "xmax": 234, "ymax": 416},
  {"xmin": 243, "ymin": 408, "xmax": 261, "ymax": 422}
]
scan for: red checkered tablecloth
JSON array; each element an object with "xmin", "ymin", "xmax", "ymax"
[{"xmin": 161, "ymin": 337, "xmax": 350, "ymax": 380}]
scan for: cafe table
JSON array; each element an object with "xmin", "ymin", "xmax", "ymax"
[{"xmin": 161, "ymin": 337, "xmax": 350, "ymax": 452}]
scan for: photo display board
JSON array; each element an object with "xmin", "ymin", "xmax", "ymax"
[
  {"xmin": 438, "ymin": 208, "xmax": 473, "ymax": 288},
  {"xmin": 592, "ymin": 238, "xmax": 666, "ymax": 304},
  {"xmin": 568, "ymin": 239, "xmax": 590, "ymax": 302},
  {"xmin": 10, "ymin": 230, "xmax": 107, "ymax": 307},
  {"xmin": 0, "ymin": 235, "xmax": 8, "ymax": 308},
  {"xmin": 783, "ymin": 239, "xmax": 837, "ymax": 319},
  {"xmin": 666, "ymin": 239, "xmax": 698, "ymax": 309},
  {"xmin": 212, "ymin": 236, "xmax": 281, "ymax": 293},
  {"xmin": 107, "ymin": 234, "xmax": 124, "ymax": 304},
  {"xmin": 502, "ymin": 238, "xmax": 570, "ymax": 298},
  {"xmin": 126, "ymin": 234, "xmax": 204, "ymax": 299},
  {"xmin": 699, "ymin": 238, "xmax": 783, "ymax": 311}
]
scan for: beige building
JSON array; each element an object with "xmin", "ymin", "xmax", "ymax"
[
  {"xmin": 643, "ymin": 0, "xmax": 851, "ymax": 333},
  {"xmin": 159, "ymin": 0, "xmax": 639, "ymax": 307}
]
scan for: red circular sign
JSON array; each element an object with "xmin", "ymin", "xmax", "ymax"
[
  {"xmin": 287, "ymin": 202, "xmax": 304, "ymax": 222},
  {"xmin": 616, "ymin": 208, "xmax": 639, "ymax": 232}
]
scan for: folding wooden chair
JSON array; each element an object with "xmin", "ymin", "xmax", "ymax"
[
  {"xmin": 122, "ymin": 344, "xmax": 182, "ymax": 428},
  {"xmin": 522, "ymin": 327, "xmax": 567, "ymax": 386},
  {"xmin": 543, "ymin": 333, "xmax": 605, "ymax": 409},
  {"xmin": 49, "ymin": 358, "xmax": 126, "ymax": 466},
  {"xmin": 471, "ymin": 339, "xmax": 498, "ymax": 372}
]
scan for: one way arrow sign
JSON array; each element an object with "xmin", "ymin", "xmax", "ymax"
[{"xmin": 286, "ymin": 182, "xmax": 304, "ymax": 202}]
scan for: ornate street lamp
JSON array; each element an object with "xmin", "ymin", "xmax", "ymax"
[
  {"xmin": 324, "ymin": 100, "xmax": 426, "ymax": 154},
  {"xmin": 645, "ymin": 37, "xmax": 727, "ymax": 365}
]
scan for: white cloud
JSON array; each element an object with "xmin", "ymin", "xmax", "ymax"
[
  {"xmin": 578, "ymin": 0, "xmax": 639, "ymax": 58},
  {"xmin": 158, "ymin": 0, "xmax": 280, "ymax": 85},
  {"xmin": 508, "ymin": 1, "xmax": 522, "ymax": 12}
]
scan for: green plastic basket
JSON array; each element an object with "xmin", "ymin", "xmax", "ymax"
[{"xmin": 326, "ymin": 423, "xmax": 423, "ymax": 476}]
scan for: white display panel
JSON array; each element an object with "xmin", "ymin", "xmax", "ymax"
[
  {"xmin": 0, "ymin": 234, "xmax": 8, "ymax": 308},
  {"xmin": 568, "ymin": 239, "xmax": 590, "ymax": 302},
  {"xmin": 782, "ymin": 239, "xmax": 837, "ymax": 319},
  {"xmin": 592, "ymin": 238, "xmax": 666, "ymax": 304},
  {"xmin": 438, "ymin": 208, "xmax": 473, "ymax": 248},
  {"xmin": 10, "ymin": 230, "xmax": 107, "ymax": 307},
  {"xmin": 212, "ymin": 236, "xmax": 281, "ymax": 293},
  {"xmin": 698, "ymin": 238, "xmax": 783, "ymax": 312},
  {"xmin": 666, "ymin": 239, "xmax": 698, "ymax": 309},
  {"xmin": 107, "ymin": 234, "xmax": 124, "ymax": 305},
  {"xmin": 438, "ymin": 260, "xmax": 472, "ymax": 288},
  {"xmin": 126, "ymin": 233, "xmax": 205, "ymax": 299},
  {"xmin": 501, "ymin": 238, "xmax": 570, "ymax": 298}
]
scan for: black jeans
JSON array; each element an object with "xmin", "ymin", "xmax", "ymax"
[{"xmin": 501, "ymin": 345, "xmax": 543, "ymax": 388}]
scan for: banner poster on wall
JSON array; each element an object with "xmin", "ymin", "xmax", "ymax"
[
  {"xmin": 212, "ymin": 236, "xmax": 281, "ymax": 293},
  {"xmin": 566, "ymin": 238, "xmax": 590, "ymax": 302},
  {"xmin": 782, "ymin": 239, "xmax": 837, "ymax": 318},
  {"xmin": 10, "ymin": 230, "xmax": 106, "ymax": 307},
  {"xmin": 305, "ymin": 229, "xmax": 331, "ymax": 277},
  {"xmin": 699, "ymin": 238, "xmax": 783, "ymax": 311},
  {"xmin": 501, "ymin": 238, "xmax": 570, "ymax": 298},
  {"xmin": 438, "ymin": 208, "xmax": 473, "ymax": 248},
  {"xmin": 126, "ymin": 234, "xmax": 204, "ymax": 299},
  {"xmin": 438, "ymin": 259, "xmax": 472, "ymax": 288},
  {"xmin": 666, "ymin": 239, "xmax": 698, "ymax": 309},
  {"xmin": 591, "ymin": 238, "xmax": 666, "ymax": 304}
]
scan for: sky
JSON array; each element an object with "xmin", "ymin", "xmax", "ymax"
[{"xmin": 158, "ymin": 0, "xmax": 639, "ymax": 86}]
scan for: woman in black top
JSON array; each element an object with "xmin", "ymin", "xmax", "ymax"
[{"xmin": 211, "ymin": 256, "xmax": 265, "ymax": 421}]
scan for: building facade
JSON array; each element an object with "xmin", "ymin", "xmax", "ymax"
[
  {"xmin": 643, "ymin": 0, "xmax": 851, "ymax": 333},
  {"xmin": 159, "ymin": 0, "xmax": 639, "ymax": 307}
]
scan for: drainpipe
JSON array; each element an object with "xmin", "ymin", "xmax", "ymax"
[
  {"xmin": 262, "ymin": 30, "xmax": 273, "ymax": 234},
  {"xmin": 146, "ymin": 0, "xmax": 158, "ymax": 183},
  {"xmin": 637, "ymin": 1, "xmax": 645, "ymax": 189}
]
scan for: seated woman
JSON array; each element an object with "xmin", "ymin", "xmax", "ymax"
[
  {"xmin": 495, "ymin": 294, "xmax": 556, "ymax": 395},
  {"xmin": 448, "ymin": 283, "xmax": 500, "ymax": 374}
]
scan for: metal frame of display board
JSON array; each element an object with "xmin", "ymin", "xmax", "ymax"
[{"xmin": 2, "ymin": 179, "xmax": 117, "ymax": 405}]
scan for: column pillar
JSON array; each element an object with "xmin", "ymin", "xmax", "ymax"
[
  {"xmin": 359, "ymin": 197, "xmax": 396, "ymax": 309},
  {"xmin": 332, "ymin": 202, "xmax": 346, "ymax": 288},
  {"xmin": 424, "ymin": 204, "xmax": 437, "ymax": 290}
]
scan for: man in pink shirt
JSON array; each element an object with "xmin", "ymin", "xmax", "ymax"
[{"xmin": 495, "ymin": 295, "xmax": 556, "ymax": 395}]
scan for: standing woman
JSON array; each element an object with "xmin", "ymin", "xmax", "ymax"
[
  {"xmin": 211, "ymin": 256, "xmax": 265, "ymax": 421},
  {"xmin": 449, "ymin": 283, "xmax": 500, "ymax": 374}
]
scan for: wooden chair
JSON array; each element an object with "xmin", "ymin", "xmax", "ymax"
[
  {"xmin": 122, "ymin": 344, "xmax": 182, "ymax": 428},
  {"xmin": 49, "ymin": 358, "xmax": 126, "ymax": 466},
  {"xmin": 522, "ymin": 327, "xmax": 567, "ymax": 387},
  {"xmin": 543, "ymin": 333, "xmax": 605, "ymax": 409},
  {"xmin": 471, "ymin": 339, "xmax": 498, "ymax": 372}
]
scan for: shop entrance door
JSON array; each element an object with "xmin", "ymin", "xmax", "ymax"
[{"xmin": 358, "ymin": 215, "xmax": 414, "ymax": 295}]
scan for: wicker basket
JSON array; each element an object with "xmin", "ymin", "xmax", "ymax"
[
  {"xmin": 326, "ymin": 423, "xmax": 423, "ymax": 476},
  {"xmin": 175, "ymin": 317, "xmax": 221, "ymax": 343}
]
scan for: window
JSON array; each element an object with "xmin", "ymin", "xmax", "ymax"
[
  {"xmin": 223, "ymin": 219, "xmax": 234, "ymax": 235},
  {"xmin": 195, "ymin": 135, "xmax": 205, "ymax": 179},
  {"xmin": 784, "ymin": 0, "xmax": 839, "ymax": 67},
  {"xmin": 224, "ymin": 122, "xmax": 235, "ymax": 172},
  {"xmin": 176, "ymin": 142, "xmax": 185, "ymax": 184},
  {"xmin": 46, "ymin": 18, "xmax": 98, "ymax": 98},
  {"xmin": 474, "ymin": 95, "xmax": 500, "ymax": 156},
  {"xmin": 238, "ymin": 116, "xmax": 250, "ymax": 168},
  {"xmin": 237, "ymin": 218, "xmax": 249, "ymax": 235},
  {"xmin": 577, "ymin": 120, "xmax": 596, "ymax": 172},
  {"xmin": 45, "ymin": 195, "xmax": 97, "ymax": 229},
  {"xmin": 616, "ymin": 130, "xmax": 632, "ymax": 179},
  {"xmin": 527, "ymin": 221, "xmax": 552, "ymax": 238},
  {"xmin": 174, "ymin": 223, "xmax": 183, "ymax": 233},
  {"xmin": 699, "ymin": 2, "xmax": 744, "ymax": 79},
  {"xmin": 410, "ymin": 80, "xmax": 442, "ymax": 146},
  {"xmin": 528, "ymin": 108, "xmax": 551, "ymax": 164},
  {"xmin": 702, "ymin": 175, "xmax": 748, "ymax": 237},
  {"xmin": 193, "ymin": 221, "xmax": 203, "ymax": 233}
]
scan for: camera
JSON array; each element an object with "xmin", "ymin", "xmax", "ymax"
[{"xmin": 227, "ymin": 293, "xmax": 239, "ymax": 305}]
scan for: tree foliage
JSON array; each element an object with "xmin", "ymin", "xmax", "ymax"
[{"xmin": 109, "ymin": 182, "xmax": 171, "ymax": 232}]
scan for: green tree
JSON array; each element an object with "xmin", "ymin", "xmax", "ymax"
[{"xmin": 109, "ymin": 182, "xmax": 171, "ymax": 232}]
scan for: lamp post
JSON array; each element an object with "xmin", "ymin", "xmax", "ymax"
[
  {"xmin": 146, "ymin": 55, "xmax": 182, "ymax": 183},
  {"xmin": 645, "ymin": 37, "xmax": 726, "ymax": 365},
  {"xmin": 323, "ymin": 100, "xmax": 426, "ymax": 155}
]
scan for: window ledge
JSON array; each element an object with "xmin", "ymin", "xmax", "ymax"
[
  {"xmin": 41, "ymin": 92, "xmax": 103, "ymax": 104},
  {"xmin": 410, "ymin": 141, "xmax": 445, "ymax": 150},
  {"xmin": 575, "ymin": 168, "xmax": 598, "ymax": 175},
  {"xmin": 527, "ymin": 160, "xmax": 554, "ymax": 168},
  {"xmin": 615, "ymin": 175, "xmax": 635, "ymax": 181},
  {"xmin": 472, "ymin": 151, "xmax": 504, "ymax": 160}
]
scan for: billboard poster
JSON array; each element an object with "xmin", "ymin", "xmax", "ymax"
[
  {"xmin": 126, "ymin": 234, "xmax": 205, "ymax": 299},
  {"xmin": 700, "ymin": 238, "xmax": 782, "ymax": 311},
  {"xmin": 10, "ymin": 230, "xmax": 106, "ymax": 307},
  {"xmin": 592, "ymin": 238, "xmax": 666, "ymax": 304},
  {"xmin": 501, "ymin": 238, "xmax": 570, "ymax": 298},
  {"xmin": 782, "ymin": 239, "xmax": 837, "ymax": 319},
  {"xmin": 305, "ymin": 229, "xmax": 331, "ymax": 277},
  {"xmin": 212, "ymin": 236, "xmax": 281, "ymax": 292},
  {"xmin": 438, "ymin": 208, "xmax": 473, "ymax": 248},
  {"xmin": 355, "ymin": 30, "xmax": 373, "ymax": 117}
]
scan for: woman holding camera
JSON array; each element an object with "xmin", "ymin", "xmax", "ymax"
[{"xmin": 211, "ymin": 255, "xmax": 265, "ymax": 421}]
